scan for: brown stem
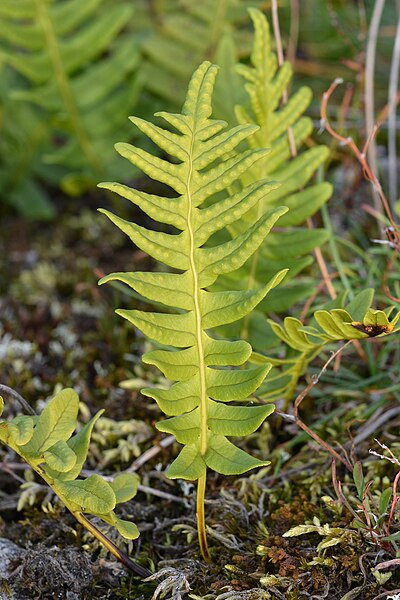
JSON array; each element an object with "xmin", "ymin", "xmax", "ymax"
[
  {"xmin": 74, "ymin": 512, "xmax": 151, "ymax": 578},
  {"xmin": 293, "ymin": 342, "xmax": 352, "ymax": 471},
  {"xmin": 0, "ymin": 384, "xmax": 36, "ymax": 416}
]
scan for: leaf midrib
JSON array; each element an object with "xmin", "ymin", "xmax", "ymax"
[{"xmin": 186, "ymin": 126, "xmax": 208, "ymax": 457}]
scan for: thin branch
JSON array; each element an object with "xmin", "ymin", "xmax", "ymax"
[
  {"xmin": 307, "ymin": 218, "xmax": 336, "ymax": 299},
  {"xmin": 287, "ymin": 0, "xmax": 299, "ymax": 69},
  {"xmin": 271, "ymin": 0, "xmax": 297, "ymax": 157},
  {"xmin": 321, "ymin": 78, "xmax": 396, "ymax": 230},
  {"xmin": 388, "ymin": 3, "xmax": 400, "ymax": 206},
  {"xmin": 0, "ymin": 384, "xmax": 36, "ymax": 416},
  {"xmin": 293, "ymin": 342, "xmax": 353, "ymax": 471},
  {"xmin": 75, "ymin": 512, "xmax": 152, "ymax": 579},
  {"xmin": 364, "ymin": 0, "xmax": 386, "ymax": 215},
  {"xmin": 126, "ymin": 435, "xmax": 175, "ymax": 472}
]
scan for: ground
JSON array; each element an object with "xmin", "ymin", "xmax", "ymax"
[{"xmin": 0, "ymin": 199, "xmax": 399, "ymax": 599}]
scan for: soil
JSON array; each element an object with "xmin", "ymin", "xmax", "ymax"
[{"xmin": 1, "ymin": 199, "xmax": 399, "ymax": 600}]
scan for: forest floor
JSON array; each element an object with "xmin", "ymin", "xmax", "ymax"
[{"xmin": 0, "ymin": 200, "xmax": 399, "ymax": 600}]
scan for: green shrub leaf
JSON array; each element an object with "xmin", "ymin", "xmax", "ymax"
[
  {"xmin": 43, "ymin": 440, "xmax": 77, "ymax": 472},
  {"xmin": 21, "ymin": 388, "xmax": 79, "ymax": 455},
  {"xmin": 6, "ymin": 415, "xmax": 35, "ymax": 446},
  {"xmin": 55, "ymin": 474, "xmax": 116, "ymax": 514},
  {"xmin": 110, "ymin": 473, "xmax": 139, "ymax": 504}
]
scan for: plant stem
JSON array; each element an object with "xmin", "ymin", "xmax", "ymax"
[
  {"xmin": 320, "ymin": 203, "xmax": 354, "ymax": 300},
  {"xmin": 35, "ymin": 465, "xmax": 151, "ymax": 578},
  {"xmin": 73, "ymin": 512, "xmax": 151, "ymax": 578},
  {"xmin": 0, "ymin": 384, "xmax": 36, "ymax": 416},
  {"xmin": 283, "ymin": 352, "xmax": 307, "ymax": 411},
  {"xmin": 196, "ymin": 472, "xmax": 211, "ymax": 562},
  {"xmin": 365, "ymin": 0, "xmax": 386, "ymax": 217}
]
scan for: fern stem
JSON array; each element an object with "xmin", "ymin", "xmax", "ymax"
[
  {"xmin": 196, "ymin": 472, "xmax": 211, "ymax": 562},
  {"xmin": 35, "ymin": 0, "xmax": 102, "ymax": 174},
  {"xmin": 283, "ymin": 352, "xmax": 307, "ymax": 411},
  {"xmin": 186, "ymin": 155, "xmax": 208, "ymax": 455},
  {"xmin": 73, "ymin": 512, "xmax": 151, "ymax": 578}
]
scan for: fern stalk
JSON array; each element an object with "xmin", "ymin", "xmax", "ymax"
[{"xmin": 196, "ymin": 473, "xmax": 211, "ymax": 561}]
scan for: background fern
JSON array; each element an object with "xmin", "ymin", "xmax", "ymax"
[
  {"xmin": 0, "ymin": 67, "xmax": 56, "ymax": 219},
  {"xmin": 99, "ymin": 61, "xmax": 288, "ymax": 559},
  {"xmin": 0, "ymin": 0, "xmax": 141, "ymax": 199},
  {"xmin": 212, "ymin": 9, "xmax": 332, "ymax": 351},
  {"xmin": 141, "ymin": 0, "xmax": 266, "ymax": 109}
]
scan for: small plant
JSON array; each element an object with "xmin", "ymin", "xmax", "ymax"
[
  {"xmin": 99, "ymin": 60, "xmax": 288, "ymax": 560},
  {"xmin": 253, "ymin": 290, "xmax": 400, "ymax": 407},
  {"xmin": 331, "ymin": 453, "xmax": 400, "ymax": 558},
  {"xmin": 0, "ymin": 386, "xmax": 148, "ymax": 576}
]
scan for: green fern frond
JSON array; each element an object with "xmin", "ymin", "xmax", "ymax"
[
  {"xmin": 141, "ymin": 0, "xmax": 265, "ymax": 108},
  {"xmin": 214, "ymin": 9, "xmax": 333, "ymax": 349},
  {"xmin": 0, "ymin": 0, "xmax": 141, "ymax": 196},
  {"xmin": 99, "ymin": 61, "xmax": 288, "ymax": 559},
  {"xmin": 0, "ymin": 67, "xmax": 54, "ymax": 218},
  {"xmin": 0, "ymin": 388, "xmax": 140, "ymax": 545}
]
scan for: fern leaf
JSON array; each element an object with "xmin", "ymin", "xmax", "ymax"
[
  {"xmin": 100, "ymin": 61, "xmax": 287, "ymax": 486},
  {"xmin": 141, "ymin": 0, "xmax": 265, "ymax": 108},
  {"xmin": 0, "ymin": 0, "xmax": 141, "ymax": 195},
  {"xmin": 214, "ymin": 9, "xmax": 333, "ymax": 347}
]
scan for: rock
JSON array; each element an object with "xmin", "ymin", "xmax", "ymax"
[{"xmin": 0, "ymin": 538, "xmax": 26, "ymax": 600}]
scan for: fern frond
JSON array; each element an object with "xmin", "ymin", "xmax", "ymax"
[
  {"xmin": 0, "ymin": 0, "xmax": 141, "ymax": 195},
  {"xmin": 214, "ymin": 9, "xmax": 333, "ymax": 349},
  {"xmin": 0, "ymin": 67, "xmax": 55, "ymax": 218},
  {"xmin": 100, "ymin": 61, "xmax": 288, "ymax": 558},
  {"xmin": 141, "ymin": 0, "xmax": 265, "ymax": 109}
]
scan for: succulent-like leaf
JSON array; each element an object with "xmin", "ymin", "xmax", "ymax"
[
  {"xmin": 55, "ymin": 474, "xmax": 116, "ymax": 514},
  {"xmin": 43, "ymin": 440, "xmax": 77, "ymax": 472},
  {"xmin": 6, "ymin": 415, "xmax": 35, "ymax": 446},
  {"xmin": 260, "ymin": 299, "xmax": 400, "ymax": 404},
  {"xmin": 45, "ymin": 409, "xmax": 105, "ymax": 482},
  {"xmin": 110, "ymin": 473, "xmax": 139, "ymax": 504},
  {"xmin": 98, "ymin": 511, "xmax": 140, "ymax": 540},
  {"xmin": 100, "ymin": 61, "xmax": 287, "ymax": 481}
]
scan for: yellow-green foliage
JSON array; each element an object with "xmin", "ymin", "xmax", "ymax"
[
  {"xmin": 142, "ymin": 0, "xmax": 265, "ymax": 107},
  {"xmin": 0, "ymin": 388, "xmax": 139, "ymax": 540},
  {"xmin": 99, "ymin": 61, "xmax": 286, "ymax": 481},
  {"xmin": 253, "ymin": 289, "xmax": 400, "ymax": 403}
]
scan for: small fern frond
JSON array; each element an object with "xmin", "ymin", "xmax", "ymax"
[
  {"xmin": 100, "ymin": 61, "xmax": 288, "ymax": 558},
  {"xmin": 254, "ymin": 291, "xmax": 400, "ymax": 404},
  {"xmin": 0, "ymin": 388, "xmax": 140, "ymax": 543},
  {"xmin": 0, "ymin": 0, "xmax": 141, "ymax": 195}
]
